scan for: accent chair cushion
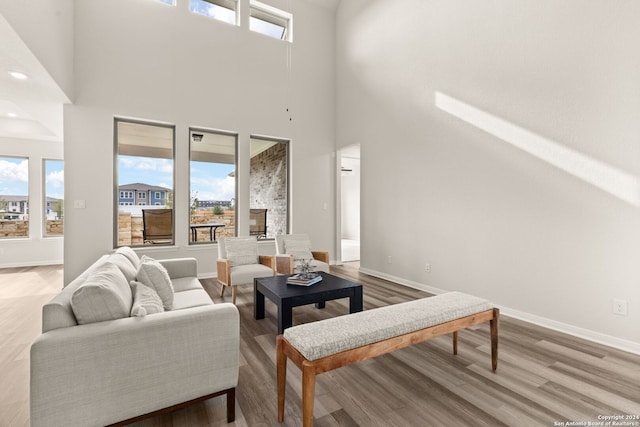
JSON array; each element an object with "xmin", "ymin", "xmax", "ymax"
[
  {"xmin": 136, "ymin": 255, "xmax": 175, "ymax": 310},
  {"xmin": 129, "ymin": 281, "xmax": 164, "ymax": 317},
  {"xmin": 230, "ymin": 264, "xmax": 274, "ymax": 285},
  {"xmin": 71, "ymin": 262, "xmax": 133, "ymax": 325},
  {"xmin": 225, "ymin": 237, "xmax": 259, "ymax": 267},
  {"xmin": 284, "ymin": 238, "xmax": 313, "ymax": 261}
]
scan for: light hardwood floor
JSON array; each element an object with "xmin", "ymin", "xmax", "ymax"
[{"xmin": 2, "ymin": 263, "xmax": 639, "ymax": 426}]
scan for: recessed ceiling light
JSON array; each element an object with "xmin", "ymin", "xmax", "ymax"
[
  {"xmin": 8, "ymin": 71, "xmax": 28, "ymax": 80},
  {"xmin": 7, "ymin": 112, "xmax": 18, "ymax": 118}
]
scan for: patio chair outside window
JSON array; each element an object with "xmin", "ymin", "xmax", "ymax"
[
  {"xmin": 249, "ymin": 209, "xmax": 267, "ymax": 239},
  {"xmin": 142, "ymin": 208, "xmax": 173, "ymax": 244}
]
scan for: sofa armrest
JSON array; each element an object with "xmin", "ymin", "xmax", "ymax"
[
  {"xmin": 30, "ymin": 304, "xmax": 239, "ymax": 427},
  {"xmin": 275, "ymin": 254, "xmax": 293, "ymax": 274},
  {"xmin": 159, "ymin": 257, "xmax": 198, "ymax": 279},
  {"xmin": 312, "ymin": 251, "xmax": 330, "ymax": 264}
]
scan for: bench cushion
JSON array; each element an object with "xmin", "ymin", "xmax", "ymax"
[{"xmin": 283, "ymin": 292, "xmax": 492, "ymax": 361}]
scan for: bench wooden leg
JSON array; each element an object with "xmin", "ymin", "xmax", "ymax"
[
  {"xmin": 226, "ymin": 387, "xmax": 236, "ymax": 422},
  {"xmin": 452, "ymin": 331, "xmax": 458, "ymax": 355},
  {"xmin": 277, "ymin": 336, "xmax": 287, "ymax": 423},
  {"xmin": 490, "ymin": 308, "xmax": 499, "ymax": 372},
  {"xmin": 302, "ymin": 362, "xmax": 316, "ymax": 427}
]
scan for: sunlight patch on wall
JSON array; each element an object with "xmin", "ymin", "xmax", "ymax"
[{"xmin": 435, "ymin": 92, "xmax": 640, "ymax": 207}]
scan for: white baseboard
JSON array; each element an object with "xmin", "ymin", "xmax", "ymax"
[
  {"xmin": 0, "ymin": 259, "xmax": 63, "ymax": 269},
  {"xmin": 359, "ymin": 267, "xmax": 640, "ymax": 356}
]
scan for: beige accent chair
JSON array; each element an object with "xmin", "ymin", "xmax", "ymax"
[
  {"xmin": 274, "ymin": 234, "xmax": 330, "ymax": 275},
  {"xmin": 217, "ymin": 236, "xmax": 275, "ymax": 304}
]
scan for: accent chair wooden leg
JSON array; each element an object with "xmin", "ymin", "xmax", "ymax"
[
  {"xmin": 276, "ymin": 336, "xmax": 287, "ymax": 423},
  {"xmin": 452, "ymin": 331, "xmax": 458, "ymax": 355},
  {"xmin": 220, "ymin": 283, "xmax": 226, "ymax": 298},
  {"xmin": 226, "ymin": 387, "xmax": 236, "ymax": 422},
  {"xmin": 490, "ymin": 308, "xmax": 499, "ymax": 372},
  {"xmin": 302, "ymin": 362, "xmax": 316, "ymax": 427},
  {"xmin": 232, "ymin": 286, "xmax": 237, "ymax": 305}
]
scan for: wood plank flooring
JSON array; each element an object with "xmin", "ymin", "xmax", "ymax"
[{"xmin": 1, "ymin": 263, "xmax": 639, "ymax": 426}]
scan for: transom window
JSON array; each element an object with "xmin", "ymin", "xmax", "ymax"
[
  {"xmin": 190, "ymin": 0, "xmax": 237, "ymax": 25},
  {"xmin": 249, "ymin": 1, "xmax": 292, "ymax": 41}
]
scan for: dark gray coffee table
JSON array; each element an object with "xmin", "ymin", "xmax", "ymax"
[{"xmin": 254, "ymin": 272, "xmax": 363, "ymax": 334}]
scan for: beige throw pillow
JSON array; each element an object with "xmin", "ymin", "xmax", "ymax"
[
  {"xmin": 225, "ymin": 237, "xmax": 259, "ymax": 267},
  {"xmin": 284, "ymin": 239, "xmax": 314, "ymax": 261},
  {"xmin": 130, "ymin": 281, "xmax": 164, "ymax": 317},
  {"xmin": 71, "ymin": 262, "xmax": 133, "ymax": 325},
  {"xmin": 136, "ymin": 255, "xmax": 174, "ymax": 310}
]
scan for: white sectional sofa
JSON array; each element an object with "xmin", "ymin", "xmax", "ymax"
[{"xmin": 30, "ymin": 248, "xmax": 239, "ymax": 427}]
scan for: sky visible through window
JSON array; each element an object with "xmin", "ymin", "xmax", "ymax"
[
  {"xmin": 118, "ymin": 155, "xmax": 235, "ymax": 202},
  {"xmin": 190, "ymin": 0, "xmax": 235, "ymax": 25},
  {"xmin": 0, "ymin": 157, "xmax": 64, "ymax": 198},
  {"xmin": 250, "ymin": 16, "xmax": 286, "ymax": 40},
  {"xmin": 0, "ymin": 157, "xmax": 28, "ymax": 196}
]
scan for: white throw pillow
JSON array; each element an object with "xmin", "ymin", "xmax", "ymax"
[
  {"xmin": 116, "ymin": 246, "xmax": 140, "ymax": 268},
  {"xmin": 107, "ymin": 253, "xmax": 137, "ymax": 283},
  {"xmin": 71, "ymin": 262, "xmax": 133, "ymax": 325},
  {"xmin": 136, "ymin": 255, "xmax": 174, "ymax": 310},
  {"xmin": 130, "ymin": 281, "xmax": 164, "ymax": 317},
  {"xmin": 284, "ymin": 239, "xmax": 314, "ymax": 261},
  {"xmin": 225, "ymin": 237, "xmax": 259, "ymax": 267}
]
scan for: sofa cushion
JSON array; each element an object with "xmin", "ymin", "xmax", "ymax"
[
  {"xmin": 71, "ymin": 262, "xmax": 133, "ymax": 325},
  {"xmin": 225, "ymin": 237, "xmax": 259, "ymax": 267},
  {"xmin": 284, "ymin": 238, "xmax": 313, "ymax": 261},
  {"xmin": 107, "ymin": 253, "xmax": 138, "ymax": 283},
  {"xmin": 136, "ymin": 255, "xmax": 174, "ymax": 310},
  {"xmin": 172, "ymin": 288, "xmax": 214, "ymax": 310},
  {"xmin": 171, "ymin": 276, "xmax": 203, "ymax": 292},
  {"xmin": 129, "ymin": 281, "xmax": 164, "ymax": 317},
  {"xmin": 116, "ymin": 246, "xmax": 140, "ymax": 269}
]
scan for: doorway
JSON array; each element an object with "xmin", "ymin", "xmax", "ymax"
[{"xmin": 338, "ymin": 144, "xmax": 360, "ymax": 262}]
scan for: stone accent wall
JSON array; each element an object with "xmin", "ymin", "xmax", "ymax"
[
  {"xmin": 250, "ymin": 142, "xmax": 288, "ymax": 237},
  {"xmin": 0, "ymin": 220, "xmax": 64, "ymax": 237},
  {"xmin": 0, "ymin": 220, "xmax": 28, "ymax": 238},
  {"xmin": 46, "ymin": 220, "xmax": 64, "ymax": 236}
]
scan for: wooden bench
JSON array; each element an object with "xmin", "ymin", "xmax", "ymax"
[{"xmin": 276, "ymin": 292, "xmax": 499, "ymax": 426}]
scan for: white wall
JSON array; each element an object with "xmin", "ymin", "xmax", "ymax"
[
  {"xmin": 336, "ymin": 0, "xmax": 640, "ymax": 352},
  {"xmin": 0, "ymin": 0, "xmax": 74, "ymax": 100},
  {"xmin": 0, "ymin": 137, "xmax": 64, "ymax": 267},
  {"xmin": 64, "ymin": 0, "xmax": 335, "ymax": 282}
]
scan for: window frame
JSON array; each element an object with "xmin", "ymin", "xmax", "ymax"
[
  {"xmin": 0, "ymin": 155, "xmax": 29, "ymax": 239},
  {"xmin": 113, "ymin": 117, "xmax": 176, "ymax": 248},
  {"xmin": 189, "ymin": 127, "xmax": 238, "ymax": 245},
  {"xmin": 43, "ymin": 158, "xmax": 64, "ymax": 238}
]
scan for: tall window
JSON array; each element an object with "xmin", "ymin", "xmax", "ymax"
[
  {"xmin": 249, "ymin": 136, "xmax": 289, "ymax": 239},
  {"xmin": 0, "ymin": 156, "xmax": 29, "ymax": 238},
  {"xmin": 189, "ymin": 128, "xmax": 237, "ymax": 244},
  {"xmin": 44, "ymin": 159, "xmax": 64, "ymax": 236},
  {"xmin": 190, "ymin": 0, "xmax": 237, "ymax": 25},
  {"xmin": 249, "ymin": 1, "xmax": 292, "ymax": 41},
  {"xmin": 115, "ymin": 119, "xmax": 175, "ymax": 247}
]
